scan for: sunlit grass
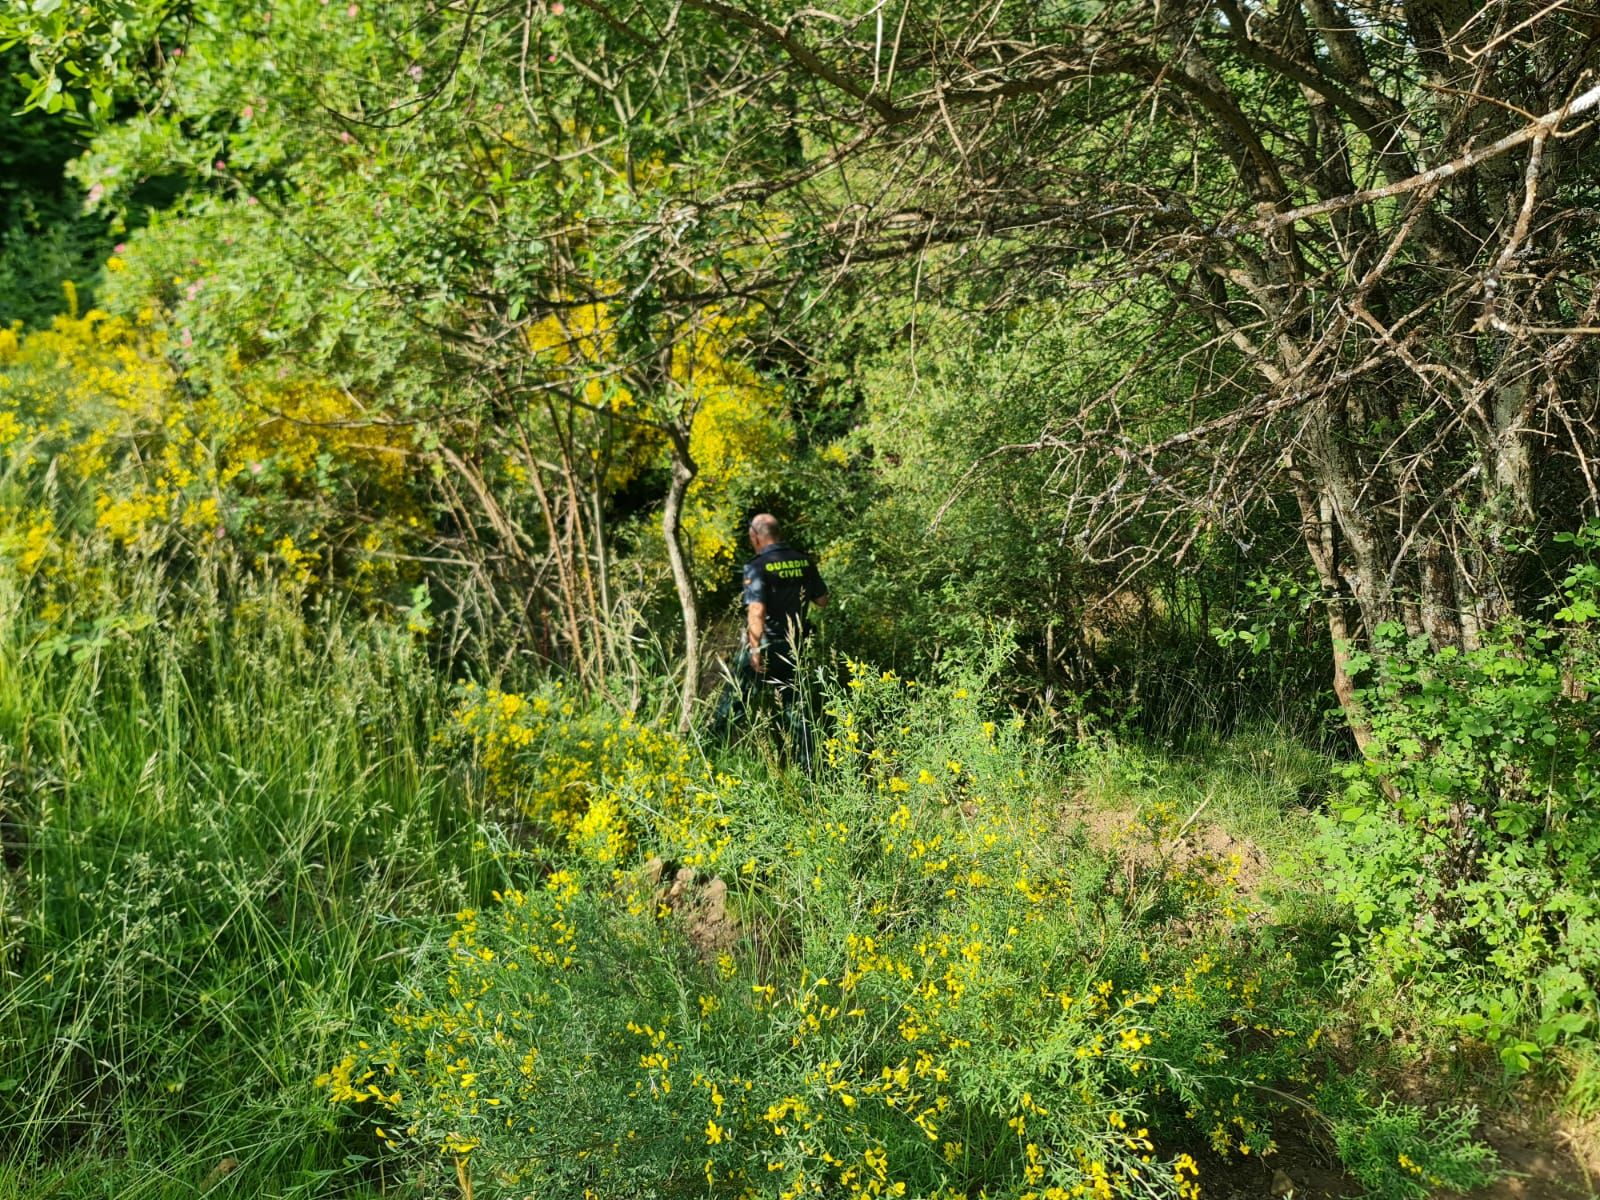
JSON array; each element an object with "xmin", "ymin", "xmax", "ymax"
[
  {"xmin": 1073, "ymin": 724, "xmax": 1332, "ymax": 857},
  {"xmin": 0, "ymin": 573, "xmax": 488, "ymax": 1197}
]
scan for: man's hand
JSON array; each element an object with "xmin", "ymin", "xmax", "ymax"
[{"xmin": 747, "ymin": 601, "xmax": 767, "ymax": 674}]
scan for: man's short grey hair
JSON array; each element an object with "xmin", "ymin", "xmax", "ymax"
[{"xmin": 749, "ymin": 513, "xmax": 781, "ymax": 540}]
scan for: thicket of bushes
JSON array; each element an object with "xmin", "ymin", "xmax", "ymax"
[
  {"xmin": 0, "ymin": 58, "xmax": 1595, "ymax": 1187},
  {"xmin": 0, "ymin": 526, "xmax": 1498, "ymax": 1196},
  {"xmin": 1324, "ymin": 537, "xmax": 1600, "ymax": 1071},
  {"xmin": 323, "ymin": 661, "xmax": 1500, "ymax": 1199},
  {"xmin": 5, "ymin": 0, "xmax": 1600, "ymax": 1189},
  {"xmin": 3, "ymin": 268, "xmax": 1600, "ymax": 1194}
]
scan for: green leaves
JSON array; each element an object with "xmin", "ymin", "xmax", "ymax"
[
  {"xmin": 1320, "ymin": 536, "xmax": 1600, "ymax": 1073},
  {"xmin": 0, "ymin": 0, "xmax": 144, "ymax": 124}
]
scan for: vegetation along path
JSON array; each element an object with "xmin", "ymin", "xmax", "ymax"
[{"xmin": 3, "ymin": 0, "xmax": 1600, "ymax": 1196}]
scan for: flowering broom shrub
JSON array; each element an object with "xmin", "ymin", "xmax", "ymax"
[
  {"xmin": 0, "ymin": 292, "xmax": 424, "ymax": 619},
  {"xmin": 321, "ymin": 660, "xmax": 1494, "ymax": 1199},
  {"xmin": 447, "ymin": 681, "xmax": 739, "ymax": 873}
]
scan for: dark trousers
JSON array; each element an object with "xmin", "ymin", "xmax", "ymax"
[{"xmin": 709, "ymin": 644, "xmax": 815, "ymax": 771}]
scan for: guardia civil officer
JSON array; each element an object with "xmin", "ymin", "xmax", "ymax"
[{"xmin": 710, "ymin": 513, "xmax": 829, "ymax": 768}]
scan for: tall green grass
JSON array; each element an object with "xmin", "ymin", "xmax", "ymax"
[{"xmin": 0, "ymin": 571, "xmax": 491, "ymax": 1198}]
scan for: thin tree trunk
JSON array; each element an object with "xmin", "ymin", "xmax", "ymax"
[
  {"xmin": 546, "ymin": 397, "xmax": 605, "ymax": 684},
  {"xmin": 1291, "ymin": 465, "xmax": 1380, "ymax": 755},
  {"xmin": 662, "ymin": 427, "xmax": 699, "ymax": 733},
  {"xmin": 523, "ymin": 453, "xmax": 587, "ymax": 680}
]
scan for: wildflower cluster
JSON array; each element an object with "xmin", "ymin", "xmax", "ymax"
[
  {"xmin": 1, "ymin": 306, "xmax": 172, "ymax": 605},
  {"xmin": 449, "ymin": 682, "xmax": 736, "ymax": 873},
  {"xmin": 675, "ymin": 311, "xmax": 794, "ymax": 569},
  {"xmin": 0, "ymin": 291, "xmax": 424, "ymax": 619},
  {"xmin": 327, "ymin": 664, "xmax": 1347, "ymax": 1198},
  {"xmin": 524, "ymin": 297, "xmax": 795, "ymax": 572}
]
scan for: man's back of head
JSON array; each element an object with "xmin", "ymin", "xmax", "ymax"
[{"xmin": 748, "ymin": 513, "xmax": 781, "ymax": 549}]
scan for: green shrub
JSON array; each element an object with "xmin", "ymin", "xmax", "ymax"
[
  {"xmin": 1317, "ymin": 1079, "xmax": 1496, "ymax": 1200},
  {"xmin": 1320, "ymin": 528, "xmax": 1600, "ymax": 1069},
  {"xmin": 327, "ymin": 656, "xmax": 1408, "ymax": 1200}
]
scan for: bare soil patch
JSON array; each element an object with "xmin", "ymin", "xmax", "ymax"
[{"xmin": 643, "ymin": 856, "xmax": 741, "ymax": 961}]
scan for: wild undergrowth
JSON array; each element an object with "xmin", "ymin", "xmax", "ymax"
[
  {"xmin": 0, "ymin": 545, "xmax": 1513, "ymax": 1199},
  {"xmin": 0, "ymin": 428, "xmax": 1514, "ymax": 1200},
  {"xmin": 1321, "ymin": 560, "xmax": 1600, "ymax": 1078},
  {"xmin": 0, "ymin": 571, "xmax": 494, "ymax": 1198},
  {"xmin": 321, "ymin": 658, "xmax": 1494, "ymax": 1200}
]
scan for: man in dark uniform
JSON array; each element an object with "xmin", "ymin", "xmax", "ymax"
[{"xmin": 710, "ymin": 513, "xmax": 829, "ymax": 766}]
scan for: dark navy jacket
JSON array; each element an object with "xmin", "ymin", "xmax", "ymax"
[{"xmin": 742, "ymin": 543, "xmax": 828, "ymax": 650}]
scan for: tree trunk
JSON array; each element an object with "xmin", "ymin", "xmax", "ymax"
[{"xmin": 662, "ymin": 427, "xmax": 699, "ymax": 734}]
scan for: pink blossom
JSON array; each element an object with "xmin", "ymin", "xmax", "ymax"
[
  {"xmin": 338, "ymin": 130, "xmax": 354, "ymax": 144},
  {"xmin": 86, "ymin": 183, "xmax": 105, "ymax": 205},
  {"xmin": 250, "ymin": 461, "xmax": 265, "ymax": 475},
  {"xmin": 245, "ymin": 195, "xmax": 258, "ymax": 206},
  {"xmin": 215, "ymin": 160, "xmax": 227, "ymax": 171},
  {"xmin": 241, "ymin": 104, "xmax": 254, "ymax": 119},
  {"xmin": 347, "ymin": 3, "xmax": 358, "ymax": 15},
  {"xmin": 550, "ymin": 1, "xmax": 565, "ymax": 12},
  {"xmin": 407, "ymin": 64, "xmax": 423, "ymax": 81},
  {"xmin": 114, "ymin": 243, "xmax": 127, "ymax": 254},
  {"xmin": 180, "ymin": 328, "xmax": 193, "ymax": 348}
]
